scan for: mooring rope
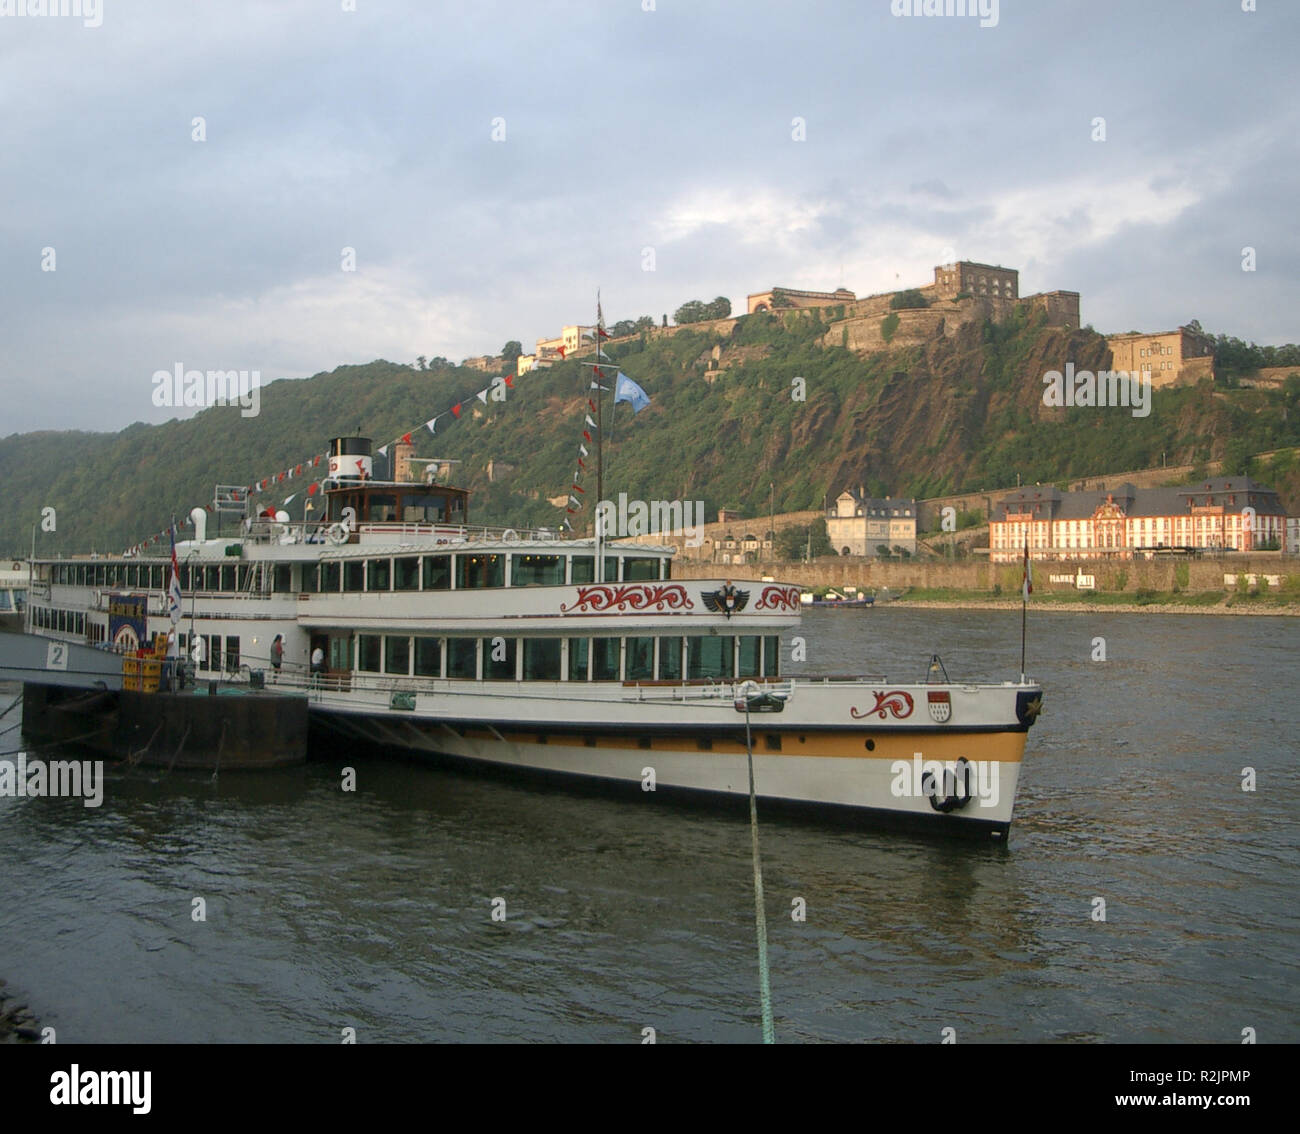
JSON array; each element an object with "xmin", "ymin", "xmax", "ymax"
[
  {"xmin": 741, "ymin": 691, "xmax": 775, "ymax": 1044},
  {"xmin": 0, "ymin": 693, "xmax": 22, "ymax": 723}
]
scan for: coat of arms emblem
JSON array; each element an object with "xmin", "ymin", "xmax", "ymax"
[
  {"xmin": 927, "ymin": 690, "xmax": 952, "ymax": 723},
  {"xmin": 702, "ymin": 581, "xmax": 749, "ymax": 618}
]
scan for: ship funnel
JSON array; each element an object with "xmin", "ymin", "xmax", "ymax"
[
  {"xmin": 190, "ymin": 506, "xmax": 207, "ymax": 542},
  {"xmin": 328, "ymin": 436, "xmax": 373, "ymax": 481}
]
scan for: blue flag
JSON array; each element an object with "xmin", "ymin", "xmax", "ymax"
[{"xmin": 614, "ymin": 372, "xmax": 650, "ymax": 414}]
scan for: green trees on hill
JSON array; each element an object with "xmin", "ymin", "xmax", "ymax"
[
  {"xmin": 674, "ymin": 297, "xmax": 731, "ymax": 324},
  {"xmin": 889, "ymin": 289, "xmax": 930, "ymax": 310},
  {"xmin": 4, "ymin": 312, "xmax": 1300, "ymax": 557}
]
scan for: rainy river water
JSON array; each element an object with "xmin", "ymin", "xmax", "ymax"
[{"xmin": 1, "ymin": 607, "xmax": 1296, "ymax": 1043}]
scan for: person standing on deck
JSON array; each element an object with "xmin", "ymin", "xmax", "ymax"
[{"xmin": 270, "ymin": 634, "xmax": 284, "ymax": 683}]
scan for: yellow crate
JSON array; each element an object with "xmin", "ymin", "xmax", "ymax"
[
  {"xmin": 141, "ymin": 660, "xmax": 162, "ymax": 678},
  {"xmin": 123, "ymin": 657, "xmax": 141, "ymax": 675},
  {"xmin": 140, "ymin": 677, "xmax": 160, "ymax": 694},
  {"xmin": 123, "ymin": 676, "xmax": 140, "ymax": 691}
]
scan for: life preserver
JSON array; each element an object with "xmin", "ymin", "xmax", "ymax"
[
  {"xmin": 921, "ymin": 757, "xmax": 974, "ymax": 813},
  {"xmin": 326, "ymin": 524, "xmax": 349, "ymax": 545},
  {"xmin": 501, "ymin": 528, "xmax": 518, "ymax": 543}
]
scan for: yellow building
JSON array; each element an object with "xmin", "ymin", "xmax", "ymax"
[
  {"xmin": 747, "ymin": 287, "xmax": 855, "ymax": 314},
  {"xmin": 1105, "ymin": 327, "xmax": 1214, "ymax": 388}
]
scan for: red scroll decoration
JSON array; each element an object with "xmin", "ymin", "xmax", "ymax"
[
  {"xmin": 560, "ymin": 584, "xmax": 695, "ymax": 614},
  {"xmin": 753, "ymin": 585, "xmax": 801, "ymax": 612},
  {"xmin": 851, "ymin": 691, "xmax": 915, "ymax": 721}
]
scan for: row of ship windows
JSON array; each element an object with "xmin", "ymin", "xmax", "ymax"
[
  {"xmin": 42, "ymin": 553, "xmax": 667, "ymax": 594},
  {"xmin": 351, "ymin": 634, "xmax": 782, "ymax": 682}
]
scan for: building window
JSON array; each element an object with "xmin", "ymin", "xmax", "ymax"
[{"xmin": 367, "ymin": 559, "xmax": 391, "ymax": 591}]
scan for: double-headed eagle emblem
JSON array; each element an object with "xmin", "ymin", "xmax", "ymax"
[{"xmin": 702, "ymin": 581, "xmax": 749, "ymax": 618}]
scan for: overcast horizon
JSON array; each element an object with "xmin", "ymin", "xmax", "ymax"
[{"xmin": 2, "ymin": 0, "xmax": 1297, "ymax": 434}]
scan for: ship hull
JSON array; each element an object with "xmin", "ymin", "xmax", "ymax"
[{"xmin": 311, "ymin": 704, "xmax": 1030, "ymax": 839}]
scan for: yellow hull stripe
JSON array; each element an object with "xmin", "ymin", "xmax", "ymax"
[{"xmin": 458, "ymin": 727, "xmax": 1028, "ymax": 763}]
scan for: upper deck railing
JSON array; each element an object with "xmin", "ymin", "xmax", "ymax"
[{"xmin": 242, "ymin": 519, "xmax": 581, "ymax": 548}]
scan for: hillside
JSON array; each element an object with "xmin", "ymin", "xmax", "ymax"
[{"xmin": 3, "ymin": 306, "xmax": 1299, "ymax": 556}]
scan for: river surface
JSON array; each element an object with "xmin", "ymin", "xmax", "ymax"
[{"xmin": 1, "ymin": 608, "xmax": 1296, "ymax": 1043}]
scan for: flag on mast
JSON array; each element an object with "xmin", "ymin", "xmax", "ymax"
[
  {"xmin": 614, "ymin": 371, "xmax": 650, "ymax": 414},
  {"xmin": 167, "ymin": 526, "xmax": 183, "ymax": 655},
  {"xmin": 1021, "ymin": 539, "xmax": 1033, "ymax": 600}
]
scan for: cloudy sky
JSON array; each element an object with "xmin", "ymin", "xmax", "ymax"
[{"xmin": 2, "ymin": 0, "xmax": 1296, "ymax": 433}]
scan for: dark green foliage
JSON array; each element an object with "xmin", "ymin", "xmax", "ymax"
[
  {"xmin": 889, "ymin": 289, "xmax": 929, "ymax": 310},
  {"xmin": 500, "ymin": 341, "xmax": 522, "ymax": 363},
  {"xmin": 880, "ymin": 313, "xmax": 900, "ymax": 342},
  {"xmin": 5, "ymin": 312, "xmax": 1298, "ymax": 558}
]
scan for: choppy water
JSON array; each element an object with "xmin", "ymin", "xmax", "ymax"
[{"xmin": 1, "ymin": 608, "xmax": 1296, "ymax": 1043}]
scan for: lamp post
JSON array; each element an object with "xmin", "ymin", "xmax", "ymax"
[{"xmin": 769, "ymin": 482, "xmax": 774, "ymax": 563}]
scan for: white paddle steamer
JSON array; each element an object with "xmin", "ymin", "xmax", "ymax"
[{"xmin": 23, "ymin": 436, "xmax": 1043, "ymax": 837}]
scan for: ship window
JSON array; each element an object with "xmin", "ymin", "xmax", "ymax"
[
  {"xmin": 367, "ymin": 558, "xmax": 391, "ymax": 591},
  {"xmin": 205, "ymin": 566, "xmax": 220, "ymax": 591},
  {"xmin": 482, "ymin": 637, "xmax": 517, "ymax": 680},
  {"xmin": 568, "ymin": 637, "xmax": 589, "ymax": 681},
  {"xmin": 225, "ymin": 636, "xmax": 240, "ymax": 672},
  {"xmin": 447, "ymin": 637, "xmax": 477, "ymax": 679},
  {"xmin": 593, "ymin": 637, "xmax": 620, "ymax": 681},
  {"xmin": 422, "ymin": 555, "xmax": 452, "ymax": 590},
  {"xmin": 343, "ymin": 561, "xmax": 365, "ymax": 592},
  {"xmin": 512, "ymin": 554, "xmax": 565, "ymax": 586},
  {"xmin": 523, "ymin": 638, "xmax": 562, "ymax": 681},
  {"xmin": 300, "ymin": 564, "xmax": 319, "ymax": 592},
  {"xmin": 570, "ymin": 556, "xmax": 595, "ymax": 584},
  {"xmin": 626, "ymin": 636, "xmax": 654, "ymax": 680},
  {"xmin": 0, "ymin": 593, "xmax": 9, "ymax": 612},
  {"xmin": 384, "ymin": 635, "xmax": 410, "ymax": 676},
  {"xmin": 402, "ymin": 493, "xmax": 448, "ymax": 524},
  {"xmin": 658, "ymin": 637, "xmax": 682, "ymax": 680},
  {"xmin": 603, "ymin": 557, "xmax": 619, "ymax": 583},
  {"xmin": 320, "ymin": 562, "xmax": 341, "ymax": 592},
  {"xmin": 125, "ymin": 565, "xmax": 138, "ymax": 588},
  {"xmin": 273, "ymin": 564, "xmax": 293, "ymax": 593},
  {"xmin": 763, "ymin": 636, "xmax": 780, "ymax": 676},
  {"xmin": 394, "ymin": 557, "xmax": 419, "ymax": 591},
  {"xmin": 414, "ymin": 637, "xmax": 441, "ymax": 677},
  {"xmin": 358, "ymin": 635, "xmax": 381, "ymax": 672},
  {"xmin": 221, "ymin": 565, "xmax": 236, "ymax": 591},
  {"xmin": 738, "ymin": 636, "xmax": 760, "ymax": 678},
  {"xmin": 457, "ymin": 554, "xmax": 504, "ymax": 589},
  {"xmin": 688, "ymin": 636, "xmax": 734, "ymax": 679},
  {"xmin": 152, "ymin": 565, "xmax": 165, "ymax": 590},
  {"xmin": 623, "ymin": 557, "xmax": 658, "ymax": 581},
  {"xmin": 368, "ymin": 494, "xmax": 398, "ymax": 522}
]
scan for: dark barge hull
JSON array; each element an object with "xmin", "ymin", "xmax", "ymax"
[{"xmin": 20, "ymin": 683, "xmax": 308, "ymax": 769}]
